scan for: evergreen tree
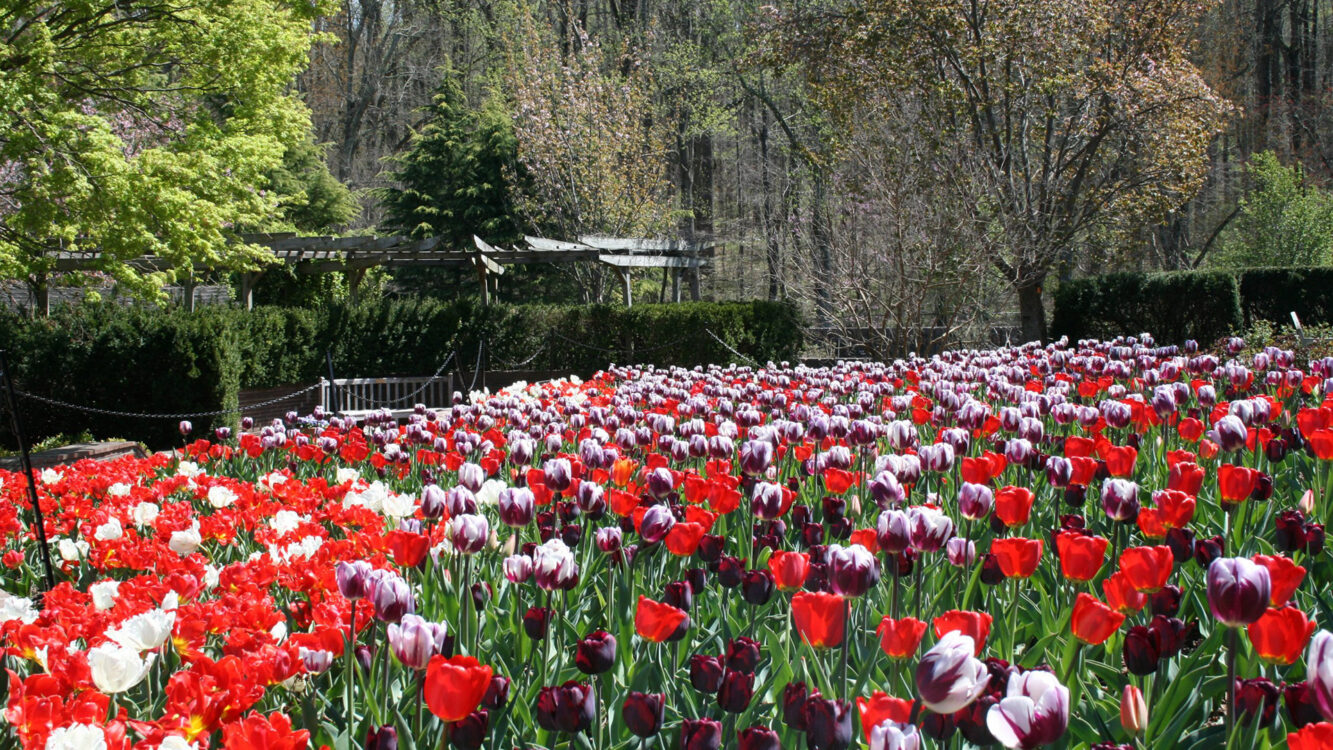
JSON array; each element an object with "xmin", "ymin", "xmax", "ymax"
[{"xmin": 379, "ymin": 68, "xmax": 522, "ymax": 248}]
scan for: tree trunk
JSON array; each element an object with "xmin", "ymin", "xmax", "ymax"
[
  {"xmin": 811, "ymin": 170, "xmax": 833, "ymax": 329},
  {"xmin": 1016, "ymin": 277, "xmax": 1047, "ymax": 343}
]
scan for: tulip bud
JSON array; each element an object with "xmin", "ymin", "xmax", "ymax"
[
  {"xmin": 1120, "ymin": 685, "xmax": 1147, "ymax": 734},
  {"xmin": 724, "ymin": 637, "xmax": 762, "ymax": 674},
  {"xmin": 803, "ymin": 697, "xmax": 853, "ymax": 750},
  {"xmin": 535, "ymin": 681, "xmax": 595, "ymax": 734},
  {"xmin": 741, "ymin": 569, "xmax": 776, "ymax": 605}
]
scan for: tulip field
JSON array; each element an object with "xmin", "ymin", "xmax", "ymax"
[{"xmin": 9, "ymin": 335, "xmax": 1333, "ymax": 749}]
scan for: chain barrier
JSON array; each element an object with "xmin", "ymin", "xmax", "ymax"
[
  {"xmin": 14, "ymin": 381, "xmax": 324, "ymax": 420},
  {"xmin": 704, "ymin": 328, "xmax": 763, "ymax": 367},
  {"xmin": 491, "ymin": 339, "xmax": 549, "ymax": 370}
]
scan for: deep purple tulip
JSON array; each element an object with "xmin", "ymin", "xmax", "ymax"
[
  {"xmin": 524, "ymin": 606, "xmax": 552, "ymax": 640},
  {"xmin": 1235, "ymin": 677, "xmax": 1281, "ymax": 727},
  {"xmin": 690, "ymin": 654, "xmax": 725, "ymax": 693},
  {"xmin": 482, "ymin": 676, "xmax": 510, "ymax": 709},
  {"xmin": 448, "ymin": 709, "xmax": 488, "ymax": 750},
  {"xmin": 736, "ymin": 726, "xmax": 781, "ymax": 750},
  {"xmin": 741, "ymin": 569, "xmax": 776, "ymax": 605},
  {"xmin": 681, "ymin": 718, "xmax": 723, "ymax": 750},
  {"xmin": 622, "ymin": 692, "xmax": 665, "ymax": 737},
  {"xmin": 803, "ymin": 697, "xmax": 853, "ymax": 750},
  {"xmin": 365, "ymin": 725, "xmax": 397, "ymax": 750},
  {"xmin": 1123, "ymin": 625, "xmax": 1160, "ymax": 675},
  {"xmin": 782, "ymin": 681, "xmax": 814, "ymax": 731},
  {"xmin": 717, "ymin": 670, "xmax": 755, "ymax": 713},
  {"xmin": 535, "ymin": 681, "xmax": 595, "ymax": 734},
  {"xmin": 1206, "ymin": 557, "xmax": 1271, "ymax": 627},
  {"xmin": 724, "ymin": 637, "xmax": 762, "ymax": 674},
  {"xmin": 574, "ymin": 630, "xmax": 617, "ymax": 674}
]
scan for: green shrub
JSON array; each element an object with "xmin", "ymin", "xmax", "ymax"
[
  {"xmin": 0, "ymin": 299, "xmax": 803, "ymax": 449},
  {"xmin": 1051, "ymin": 271, "xmax": 1242, "ymax": 344}
]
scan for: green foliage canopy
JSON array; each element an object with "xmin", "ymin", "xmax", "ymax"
[
  {"xmin": 0, "ymin": 0, "xmax": 335, "ymax": 295},
  {"xmin": 1218, "ymin": 151, "xmax": 1333, "ymax": 268}
]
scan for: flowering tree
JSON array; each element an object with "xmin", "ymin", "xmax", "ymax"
[
  {"xmin": 502, "ymin": 7, "xmax": 676, "ymax": 301},
  {"xmin": 0, "ymin": 0, "xmax": 335, "ymax": 299},
  {"xmin": 764, "ymin": 0, "xmax": 1232, "ymax": 341}
]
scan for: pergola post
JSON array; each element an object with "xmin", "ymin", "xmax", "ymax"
[
  {"xmin": 239, "ymin": 271, "xmax": 264, "ymax": 310},
  {"xmin": 672, "ymin": 268, "xmax": 681, "ymax": 302},
  {"xmin": 347, "ymin": 268, "xmax": 367, "ymax": 304},
  {"xmin": 183, "ymin": 274, "xmax": 196, "ymax": 312},
  {"xmin": 689, "ymin": 267, "xmax": 701, "ymax": 301},
  {"xmin": 619, "ymin": 268, "xmax": 633, "ymax": 307},
  {"xmin": 477, "ymin": 263, "xmax": 490, "ymax": 305}
]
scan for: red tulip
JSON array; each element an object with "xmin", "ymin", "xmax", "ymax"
[
  {"xmin": 1254, "ymin": 554, "xmax": 1306, "ymax": 607},
  {"xmin": 791, "ymin": 591, "xmax": 845, "ymax": 649},
  {"xmin": 876, "ymin": 616, "xmax": 927, "ymax": 659},
  {"xmin": 1154, "ymin": 489, "xmax": 1196, "ymax": 529},
  {"xmin": 1118, "ymin": 546, "xmax": 1174, "ymax": 593},
  {"xmin": 1247, "ymin": 606, "xmax": 1316, "ymax": 666},
  {"xmin": 1291, "ymin": 722, "xmax": 1333, "ymax": 750},
  {"xmin": 634, "ymin": 596, "xmax": 689, "ymax": 643},
  {"xmin": 1102, "ymin": 571, "xmax": 1148, "ymax": 614},
  {"xmin": 855, "ymin": 691, "xmax": 912, "ymax": 743},
  {"xmin": 767, "ymin": 550, "xmax": 810, "ymax": 592},
  {"xmin": 994, "ymin": 486, "xmax": 1035, "ymax": 527},
  {"xmin": 1054, "ymin": 530, "xmax": 1108, "ymax": 582},
  {"xmin": 1103, "ymin": 444, "xmax": 1138, "ymax": 477},
  {"xmin": 932, "ymin": 610, "xmax": 992, "ymax": 655},
  {"xmin": 1070, "ymin": 593, "xmax": 1125, "ymax": 645},
  {"xmin": 1218, "ymin": 464, "xmax": 1259, "ymax": 504},
  {"xmin": 1178, "ymin": 418, "xmax": 1204, "ymax": 442},
  {"xmin": 665, "ymin": 522, "xmax": 706, "ymax": 556},
  {"xmin": 385, "ymin": 530, "xmax": 431, "ymax": 568},
  {"xmin": 1311, "ymin": 430, "xmax": 1333, "ymax": 461},
  {"xmin": 423, "ymin": 655, "xmax": 494, "ymax": 722},
  {"xmin": 990, "ymin": 537, "xmax": 1043, "ymax": 579},
  {"xmin": 1167, "ymin": 462, "xmax": 1205, "ymax": 496}
]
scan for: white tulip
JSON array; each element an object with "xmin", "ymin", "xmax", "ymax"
[
  {"xmin": 88, "ymin": 643, "xmax": 154, "ymax": 693},
  {"xmin": 168, "ymin": 522, "xmax": 202, "ymax": 556},
  {"xmin": 44, "ymin": 723, "xmax": 107, "ymax": 750},
  {"xmin": 107, "ymin": 609, "xmax": 175, "ymax": 652},
  {"xmin": 89, "ymin": 581, "xmax": 120, "ymax": 611}
]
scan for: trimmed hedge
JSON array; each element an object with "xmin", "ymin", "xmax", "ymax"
[
  {"xmin": 1237, "ymin": 267, "xmax": 1333, "ymax": 328},
  {"xmin": 1051, "ymin": 271, "xmax": 1243, "ymax": 345},
  {"xmin": 0, "ymin": 299, "xmax": 803, "ymax": 447}
]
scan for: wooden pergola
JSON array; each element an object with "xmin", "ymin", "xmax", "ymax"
[{"xmin": 38, "ymin": 233, "xmax": 714, "ymax": 310}]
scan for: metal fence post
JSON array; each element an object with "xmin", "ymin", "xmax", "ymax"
[{"xmin": 0, "ymin": 349, "xmax": 57, "ymax": 600}]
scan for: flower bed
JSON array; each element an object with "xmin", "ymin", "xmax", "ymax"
[{"xmin": 4, "ymin": 334, "xmax": 1333, "ymax": 749}]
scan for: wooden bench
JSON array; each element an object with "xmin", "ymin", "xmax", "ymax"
[{"xmin": 320, "ymin": 375, "xmax": 455, "ymax": 421}]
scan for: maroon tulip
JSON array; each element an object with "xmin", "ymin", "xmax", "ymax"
[
  {"xmin": 1123, "ymin": 625, "xmax": 1160, "ymax": 675},
  {"xmin": 664, "ymin": 580, "xmax": 694, "ymax": 611},
  {"xmin": 1235, "ymin": 677, "xmax": 1282, "ymax": 726},
  {"xmin": 736, "ymin": 726, "xmax": 781, "ymax": 750},
  {"xmin": 724, "ymin": 637, "xmax": 762, "ymax": 674},
  {"xmin": 689, "ymin": 654, "xmax": 725, "ymax": 693},
  {"xmin": 524, "ymin": 606, "xmax": 552, "ymax": 640},
  {"xmin": 782, "ymin": 681, "xmax": 814, "ymax": 731},
  {"xmin": 574, "ymin": 630, "xmax": 617, "ymax": 675},
  {"xmin": 741, "ymin": 569, "xmax": 776, "ymax": 605},
  {"xmin": 803, "ymin": 697, "xmax": 853, "ymax": 750},
  {"xmin": 622, "ymin": 692, "xmax": 665, "ymax": 737},
  {"xmin": 365, "ymin": 726, "xmax": 397, "ymax": 750},
  {"xmin": 1286, "ymin": 682, "xmax": 1325, "ymax": 728},
  {"xmin": 718, "ymin": 556, "xmax": 745, "ymax": 588},
  {"xmin": 481, "ymin": 676, "xmax": 510, "ymax": 709},
  {"xmin": 448, "ymin": 709, "xmax": 488, "ymax": 750},
  {"xmin": 717, "ymin": 670, "xmax": 755, "ymax": 713},
  {"xmin": 535, "ymin": 681, "xmax": 595, "ymax": 734},
  {"xmin": 681, "ymin": 718, "xmax": 723, "ymax": 750}
]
